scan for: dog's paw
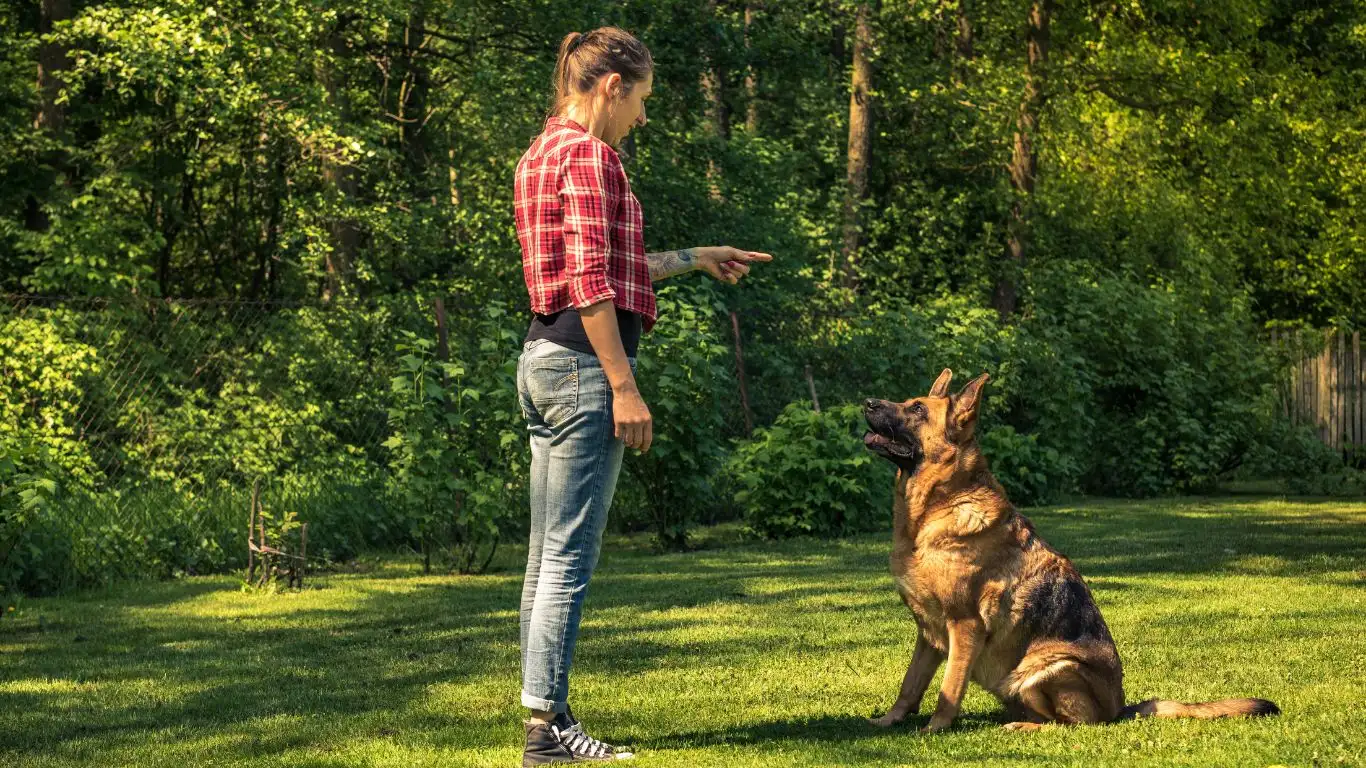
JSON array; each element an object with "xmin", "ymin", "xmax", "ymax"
[
  {"xmin": 919, "ymin": 720, "xmax": 952, "ymax": 734},
  {"xmin": 868, "ymin": 712, "xmax": 905, "ymax": 728},
  {"xmin": 1001, "ymin": 721, "xmax": 1045, "ymax": 733}
]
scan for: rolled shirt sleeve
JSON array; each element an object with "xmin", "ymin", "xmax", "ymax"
[{"xmin": 559, "ymin": 140, "xmax": 622, "ymax": 309}]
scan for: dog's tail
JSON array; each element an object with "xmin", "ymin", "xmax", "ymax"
[{"xmin": 1116, "ymin": 697, "xmax": 1280, "ymax": 721}]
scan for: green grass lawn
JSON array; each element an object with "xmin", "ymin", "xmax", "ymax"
[{"xmin": 2, "ymin": 496, "xmax": 1364, "ymax": 767}]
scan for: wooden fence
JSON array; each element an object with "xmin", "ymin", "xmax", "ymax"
[{"xmin": 1273, "ymin": 329, "xmax": 1363, "ymax": 457}]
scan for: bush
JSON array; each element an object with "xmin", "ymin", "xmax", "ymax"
[
  {"xmin": 626, "ymin": 288, "xmax": 734, "ymax": 549},
  {"xmin": 729, "ymin": 402, "xmax": 890, "ymax": 539},
  {"xmin": 1241, "ymin": 420, "xmax": 1366, "ymax": 496},
  {"xmin": 978, "ymin": 425, "xmax": 1079, "ymax": 507},
  {"xmin": 1027, "ymin": 263, "xmax": 1276, "ymax": 496},
  {"xmin": 0, "ymin": 436, "xmax": 59, "ymax": 596},
  {"xmin": 383, "ymin": 303, "xmax": 525, "ymax": 574}
]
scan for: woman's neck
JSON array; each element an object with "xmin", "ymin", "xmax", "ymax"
[{"xmin": 563, "ymin": 101, "xmax": 612, "ymax": 144}]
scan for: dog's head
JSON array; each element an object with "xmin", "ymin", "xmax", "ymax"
[{"xmin": 863, "ymin": 368, "xmax": 990, "ymax": 472}]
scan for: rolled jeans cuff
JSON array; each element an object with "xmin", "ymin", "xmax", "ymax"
[{"xmin": 521, "ymin": 691, "xmax": 567, "ymax": 713}]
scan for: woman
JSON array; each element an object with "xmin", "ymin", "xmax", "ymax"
[{"xmin": 514, "ymin": 27, "xmax": 771, "ymax": 766}]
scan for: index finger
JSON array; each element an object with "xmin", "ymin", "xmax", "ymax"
[{"xmin": 735, "ymin": 250, "xmax": 773, "ymax": 262}]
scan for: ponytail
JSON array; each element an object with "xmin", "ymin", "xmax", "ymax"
[{"xmin": 550, "ymin": 27, "xmax": 653, "ymax": 115}]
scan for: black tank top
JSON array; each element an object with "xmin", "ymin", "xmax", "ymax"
[{"xmin": 524, "ymin": 307, "xmax": 643, "ymax": 357}]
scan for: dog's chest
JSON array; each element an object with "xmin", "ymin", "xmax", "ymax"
[
  {"xmin": 892, "ymin": 549, "xmax": 964, "ymax": 647},
  {"xmin": 892, "ymin": 545, "xmax": 1015, "ymax": 652}
]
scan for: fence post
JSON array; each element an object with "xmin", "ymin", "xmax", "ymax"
[
  {"xmin": 247, "ymin": 479, "xmax": 259, "ymax": 584},
  {"xmin": 1354, "ymin": 330, "xmax": 1363, "ymax": 457},
  {"xmin": 1317, "ymin": 333, "xmax": 1327, "ymax": 443},
  {"xmin": 1347, "ymin": 330, "xmax": 1356, "ymax": 455},
  {"xmin": 299, "ymin": 523, "xmax": 308, "ymax": 590}
]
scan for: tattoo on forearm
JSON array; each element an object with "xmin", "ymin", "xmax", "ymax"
[{"xmin": 646, "ymin": 248, "xmax": 697, "ymax": 281}]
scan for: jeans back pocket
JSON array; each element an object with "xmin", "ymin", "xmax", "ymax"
[{"xmin": 527, "ymin": 356, "xmax": 579, "ymax": 428}]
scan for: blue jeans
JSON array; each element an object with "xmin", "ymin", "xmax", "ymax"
[{"xmin": 516, "ymin": 339, "xmax": 632, "ymax": 712}]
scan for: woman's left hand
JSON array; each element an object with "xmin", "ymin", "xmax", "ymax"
[{"xmin": 696, "ymin": 246, "xmax": 773, "ymax": 285}]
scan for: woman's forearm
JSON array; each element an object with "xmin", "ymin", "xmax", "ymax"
[
  {"xmin": 580, "ymin": 300, "xmax": 638, "ymax": 393},
  {"xmin": 645, "ymin": 248, "xmax": 698, "ymax": 281}
]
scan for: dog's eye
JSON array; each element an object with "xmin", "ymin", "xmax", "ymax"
[{"xmin": 909, "ymin": 402, "xmax": 926, "ymax": 418}]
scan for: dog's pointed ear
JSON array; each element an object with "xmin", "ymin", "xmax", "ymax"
[
  {"xmin": 928, "ymin": 368, "xmax": 954, "ymax": 398},
  {"xmin": 952, "ymin": 373, "xmax": 990, "ymax": 427}
]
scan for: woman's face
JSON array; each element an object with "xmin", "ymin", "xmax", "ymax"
[{"xmin": 605, "ymin": 70, "xmax": 652, "ymax": 146}]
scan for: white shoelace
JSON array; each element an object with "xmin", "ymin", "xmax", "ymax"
[{"xmin": 553, "ymin": 722, "xmax": 627, "ymax": 759}]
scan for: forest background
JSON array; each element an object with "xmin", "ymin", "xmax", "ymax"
[{"xmin": 2, "ymin": 0, "xmax": 1364, "ymax": 595}]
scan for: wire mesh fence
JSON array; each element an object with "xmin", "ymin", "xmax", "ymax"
[
  {"xmin": 0, "ymin": 294, "xmax": 455, "ymax": 593},
  {"xmin": 6, "ymin": 289, "xmax": 1337, "ymax": 595},
  {"xmin": 0, "ymin": 291, "xmax": 778, "ymax": 595}
]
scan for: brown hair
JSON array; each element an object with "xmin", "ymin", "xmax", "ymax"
[{"xmin": 552, "ymin": 28, "xmax": 653, "ymax": 115}]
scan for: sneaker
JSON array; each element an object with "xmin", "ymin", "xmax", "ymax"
[{"xmin": 521, "ymin": 714, "xmax": 632, "ymax": 766}]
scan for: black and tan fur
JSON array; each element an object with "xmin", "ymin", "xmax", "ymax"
[{"xmin": 862, "ymin": 369, "xmax": 1279, "ymax": 733}]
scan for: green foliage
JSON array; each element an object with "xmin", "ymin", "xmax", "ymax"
[
  {"xmin": 1241, "ymin": 421, "xmax": 1366, "ymax": 497},
  {"xmin": 977, "ymin": 426, "xmax": 1077, "ymax": 507},
  {"xmin": 0, "ymin": 436, "xmax": 59, "ymax": 596},
  {"xmin": 0, "ymin": 310, "xmax": 102, "ymax": 486},
  {"xmin": 627, "ymin": 289, "xmax": 733, "ymax": 549},
  {"xmin": 2, "ymin": 0, "xmax": 1363, "ymax": 592},
  {"xmin": 728, "ymin": 403, "xmax": 888, "ymax": 539},
  {"xmin": 1026, "ymin": 263, "xmax": 1276, "ymax": 496},
  {"xmin": 383, "ymin": 306, "xmax": 524, "ymax": 573}
]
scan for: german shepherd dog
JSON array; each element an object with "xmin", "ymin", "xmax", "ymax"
[{"xmin": 862, "ymin": 369, "xmax": 1279, "ymax": 732}]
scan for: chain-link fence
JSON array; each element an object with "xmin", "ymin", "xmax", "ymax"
[
  {"xmin": 6, "ymin": 289, "xmax": 1316, "ymax": 595},
  {"xmin": 0, "ymin": 291, "xmax": 786, "ymax": 595},
  {"xmin": 0, "ymin": 294, "xmax": 463, "ymax": 594}
]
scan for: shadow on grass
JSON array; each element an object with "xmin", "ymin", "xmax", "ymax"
[
  {"xmin": 637, "ymin": 712, "xmax": 1043, "ymax": 763},
  {"xmin": 1020, "ymin": 498, "xmax": 1366, "ymax": 578},
  {"xmin": 0, "ymin": 496, "xmax": 1361, "ymax": 761}
]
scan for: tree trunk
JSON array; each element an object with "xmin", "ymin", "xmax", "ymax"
[
  {"xmin": 839, "ymin": 0, "xmax": 876, "ymax": 290},
  {"xmin": 36, "ymin": 0, "xmax": 71, "ymax": 135},
  {"xmin": 701, "ymin": 0, "xmax": 730, "ymax": 200},
  {"xmin": 448, "ymin": 147, "xmax": 461, "ymax": 207},
  {"xmin": 250, "ymin": 156, "xmax": 285, "ymax": 300},
  {"xmin": 701, "ymin": 0, "xmax": 731, "ymax": 141},
  {"xmin": 744, "ymin": 1, "xmax": 760, "ymax": 133},
  {"xmin": 27, "ymin": 0, "xmax": 73, "ymax": 234},
  {"xmin": 953, "ymin": 0, "xmax": 974, "ymax": 84},
  {"xmin": 400, "ymin": 4, "xmax": 431, "ymax": 183},
  {"xmin": 993, "ymin": 0, "xmax": 1051, "ymax": 321},
  {"xmin": 317, "ymin": 21, "xmax": 360, "ymax": 303}
]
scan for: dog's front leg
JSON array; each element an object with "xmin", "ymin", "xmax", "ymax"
[
  {"xmin": 870, "ymin": 631, "xmax": 944, "ymax": 727},
  {"xmin": 923, "ymin": 618, "xmax": 985, "ymax": 733}
]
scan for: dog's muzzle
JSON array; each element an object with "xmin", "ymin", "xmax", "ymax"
[{"xmin": 862, "ymin": 399, "xmax": 919, "ymax": 462}]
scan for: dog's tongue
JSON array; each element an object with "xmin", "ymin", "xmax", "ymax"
[{"xmin": 863, "ymin": 431, "xmax": 886, "ymax": 447}]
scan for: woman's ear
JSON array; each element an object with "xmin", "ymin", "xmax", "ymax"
[{"xmin": 602, "ymin": 72, "xmax": 624, "ymax": 99}]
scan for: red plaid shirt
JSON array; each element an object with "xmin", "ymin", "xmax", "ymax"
[{"xmin": 515, "ymin": 117, "xmax": 657, "ymax": 331}]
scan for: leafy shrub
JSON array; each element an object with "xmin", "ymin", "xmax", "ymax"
[
  {"xmin": 978, "ymin": 425, "xmax": 1078, "ymax": 506},
  {"xmin": 383, "ymin": 303, "xmax": 524, "ymax": 574},
  {"xmin": 0, "ymin": 310, "xmax": 102, "ymax": 486},
  {"xmin": 1027, "ymin": 263, "xmax": 1276, "ymax": 496},
  {"xmin": 1242, "ymin": 420, "xmax": 1366, "ymax": 496},
  {"xmin": 627, "ymin": 289, "xmax": 734, "ymax": 549},
  {"xmin": 0, "ymin": 437, "xmax": 59, "ymax": 595},
  {"xmin": 729, "ymin": 402, "xmax": 890, "ymax": 539}
]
